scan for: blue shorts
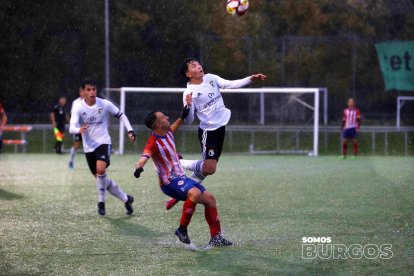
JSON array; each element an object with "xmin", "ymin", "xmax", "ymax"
[
  {"xmin": 161, "ymin": 177, "xmax": 206, "ymax": 201},
  {"xmin": 343, "ymin": 128, "xmax": 358, "ymax": 139}
]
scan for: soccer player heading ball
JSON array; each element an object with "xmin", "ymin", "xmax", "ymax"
[
  {"xmin": 341, "ymin": 98, "xmax": 361, "ymax": 159},
  {"xmin": 69, "ymin": 78, "xmax": 137, "ymax": 216},
  {"xmin": 134, "ymin": 103, "xmax": 233, "ymax": 247},
  {"xmin": 165, "ymin": 58, "xmax": 266, "ymax": 210}
]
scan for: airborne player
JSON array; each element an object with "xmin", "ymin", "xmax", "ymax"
[{"xmin": 166, "ymin": 58, "xmax": 266, "ymax": 209}]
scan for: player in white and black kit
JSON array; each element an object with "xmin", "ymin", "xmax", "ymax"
[
  {"xmin": 70, "ymin": 78, "xmax": 137, "ymax": 216},
  {"xmin": 165, "ymin": 58, "xmax": 266, "ymax": 210},
  {"xmin": 68, "ymin": 87, "xmax": 85, "ymax": 169}
]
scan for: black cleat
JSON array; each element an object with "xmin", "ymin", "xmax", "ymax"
[
  {"xmin": 98, "ymin": 202, "xmax": 106, "ymax": 216},
  {"xmin": 175, "ymin": 228, "xmax": 191, "ymax": 244},
  {"xmin": 207, "ymin": 235, "xmax": 233, "ymax": 247},
  {"xmin": 124, "ymin": 195, "xmax": 134, "ymax": 215}
]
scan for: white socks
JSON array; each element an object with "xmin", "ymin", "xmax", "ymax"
[
  {"xmin": 180, "ymin": 159, "xmax": 205, "ymax": 183},
  {"xmin": 96, "ymin": 174, "xmax": 128, "ymax": 203},
  {"xmin": 107, "ymin": 179, "xmax": 128, "ymax": 203},
  {"xmin": 96, "ymin": 174, "xmax": 107, "ymax": 203},
  {"xmin": 69, "ymin": 146, "xmax": 76, "ymax": 163}
]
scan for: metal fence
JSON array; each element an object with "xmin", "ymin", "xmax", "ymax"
[{"xmin": 2, "ymin": 124, "xmax": 413, "ymax": 156}]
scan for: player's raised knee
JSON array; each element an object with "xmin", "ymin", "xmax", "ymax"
[{"xmin": 203, "ymin": 161, "xmax": 217, "ymax": 175}]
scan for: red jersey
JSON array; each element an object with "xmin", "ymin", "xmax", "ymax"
[
  {"xmin": 342, "ymin": 108, "xmax": 361, "ymax": 129},
  {"xmin": 143, "ymin": 129, "xmax": 186, "ymax": 185}
]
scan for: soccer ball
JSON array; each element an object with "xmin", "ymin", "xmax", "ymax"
[{"xmin": 226, "ymin": 0, "xmax": 249, "ymax": 16}]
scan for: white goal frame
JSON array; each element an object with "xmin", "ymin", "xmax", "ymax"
[
  {"xmin": 396, "ymin": 96, "xmax": 414, "ymax": 128},
  {"xmin": 108, "ymin": 87, "xmax": 320, "ymax": 156}
]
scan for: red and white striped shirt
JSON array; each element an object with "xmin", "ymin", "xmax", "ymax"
[
  {"xmin": 343, "ymin": 108, "xmax": 361, "ymax": 129},
  {"xmin": 143, "ymin": 129, "xmax": 186, "ymax": 185}
]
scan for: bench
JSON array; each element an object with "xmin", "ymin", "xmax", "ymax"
[{"xmin": 2, "ymin": 126, "xmax": 32, "ymax": 153}]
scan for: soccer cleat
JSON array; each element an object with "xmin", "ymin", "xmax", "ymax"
[
  {"xmin": 351, "ymin": 156, "xmax": 357, "ymax": 160},
  {"xmin": 166, "ymin": 198, "xmax": 179, "ymax": 210},
  {"xmin": 124, "ymin": 195, "xmax": 134, "ymax": 215},
  {"xmin": 98, "ymin": 202, "xmax": 106, "ymax": 216},
  {"xmin": 68, "ymin": 161, "xmax": 74, "ymax": 169},
  {"xmin": 340, "ymin": 155, "xmax": 346, "ymax": 160},
  {"xmin": 207, "ymin": 235, "xmax": 233, "ymax": 247},
  {"xmin": 175, "ymin": 228, "xmax": 191, "ymax": 244}
]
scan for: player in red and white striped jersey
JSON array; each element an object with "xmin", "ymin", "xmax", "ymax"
[
  {"xmin": 341, "ymin": 98, "xmax": 361, "ymax": 158},
  {"xmin": 134, "ymin": 103, "xmax": 233, "ymax": 247}
]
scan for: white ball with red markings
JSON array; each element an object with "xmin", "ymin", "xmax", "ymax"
[{"xmin": 226, "ymin": 0, "xmax": 249, "ymax": 16}]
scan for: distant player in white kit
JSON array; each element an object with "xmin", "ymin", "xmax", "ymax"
[
  {"xmin": 166, "ymin": 58, "xmax": 266, "ymax": 209},
  {"xmin": 68, "ymin": 87, "xmax": 85, "ymax": 169},
  {"xmin": 70, "ymin": 78, "xmax": 137, "ymax": 216}
]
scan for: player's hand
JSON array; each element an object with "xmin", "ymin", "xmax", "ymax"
[
  {"xmin": 250, "ymin": 73, "xmax": 267, "ymax": 81},
  {"xmin": 128, "ymin": 130, "xmax": 136, "ymax": 142},
  {"xmin": 134, "ymin": 167, "xmax": 144, "ymax": 178},
  {"xmin": 80, "ymin": 124, "xmax": 89, "ymax": 134},
  {"xmin": 184, "ymin": 92, "xmax": 193, "ymax": 107},
  {"xmin": 180, "ymin": 105, "xmax": 190, "ymax": 120}
]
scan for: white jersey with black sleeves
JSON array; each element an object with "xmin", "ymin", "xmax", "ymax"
[
  {"xmin": 183, "ymin": 73, "xmax": 251, "ymax": 131},
  {"xmin": 69, "ymin": 97, "xmax": 133, "ymax": 153}
]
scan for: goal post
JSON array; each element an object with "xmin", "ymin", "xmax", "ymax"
[{"xmin": 107, "ymin": 87, "xmax": 321, "ymax": 156}]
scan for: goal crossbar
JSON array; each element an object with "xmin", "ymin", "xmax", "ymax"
[{"xmin": 111, "ymin": 87, "xmax": 320, "ymax": 156}]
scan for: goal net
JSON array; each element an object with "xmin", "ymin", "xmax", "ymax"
[{"xmin": 104, "ymin": 87, "xmax": 322, "ymax": 156}]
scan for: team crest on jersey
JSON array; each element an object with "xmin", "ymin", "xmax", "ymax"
[
  {"xmin": 98, "ymin": 107, "xmax": 103, "ymax": 114},
  {"xmin": 208, "ymin": 149, "xmax": 215, "ymax": 157},
  {"xmin": 178, "ymin": 180, "xmax": 184, "ymax": 186},
  {"xmin": 209, "ymin": 81, "xmax": 215, "ymax": 87}
]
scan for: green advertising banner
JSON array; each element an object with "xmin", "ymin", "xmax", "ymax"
[{"xmin": 375, "ymin": 41, "xmax": 414, "ymax": 91}]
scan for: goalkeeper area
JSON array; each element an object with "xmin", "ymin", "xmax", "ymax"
[{"xmin": 1, "ymin": 154, "xmax": 413, "ymax": 274}]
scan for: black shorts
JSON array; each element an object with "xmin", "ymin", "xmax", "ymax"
[
  {"xmin": 85, "ymin": 144, "xmax": 111, "ymax": 175},
  {"xmin": 74, "ymin": 134, "xmax": 82, "ymax": 142},
  {"xmin": 198, "ymin": 126, "xmax": 225, "ymax": 160}
]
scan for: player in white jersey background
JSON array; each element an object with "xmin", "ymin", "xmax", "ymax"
[
  {"xmin": 165, "ymin": 58, "xmax": 266, "ymax": 210},
  {"xmin": 70, "ymin": 78, "xmax": 137, "ymax": 216},
  {"xmin": 68, "ymin": 87, "xmax": 85, "ymax": 169}
]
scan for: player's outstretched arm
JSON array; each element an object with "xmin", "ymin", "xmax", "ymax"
[
  {"xmin": 213, "ymin": 73, "xmax": 266, "ymax": 89},
  {"xmin": 171, "ymin": 105, "xmax": 191, "ymax": 135}
]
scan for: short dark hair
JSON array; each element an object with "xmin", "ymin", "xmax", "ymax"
[
  {"xmin": 144, "ymin": 111, "xmax": 159, "ymax": 130},
  {"xmin": 81, "ymin": 78, "xmax": 97, "ymax": 89},
  {"xmin": 180, "ymin": 57, "xmax": 199, "ymax": 80}
]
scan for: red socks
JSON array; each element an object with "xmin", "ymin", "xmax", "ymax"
[
  {"xmin": 342, "ymin": 142, "xmax": 347, "ymax": 156},
  {"xmin": 180, "ymin": 198, "xmax": 197, "ymax": 228},
  {"xmin": 179, "ymin": 199, "xmax": 222, "ymax": 238},
  {"xmin": 353, "ymin": 142, "xmax": 358, "ymax": 155},
  {"xmin": 205, "ymin": 207, "xmax": 221, "ymax": 237}
]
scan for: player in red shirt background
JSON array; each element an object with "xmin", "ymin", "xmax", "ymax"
[
  {"xmin": 341, "ymin": 98, "xmax": 361, "ymax": 159},
  {"xmin": 0, "ymin": 103, "xmax": 8, "ymax": 153}
]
